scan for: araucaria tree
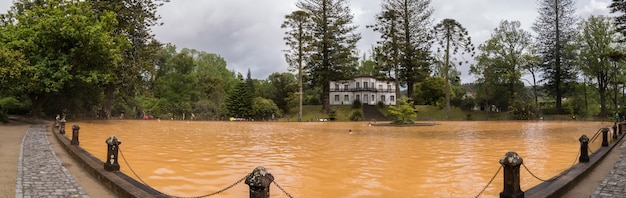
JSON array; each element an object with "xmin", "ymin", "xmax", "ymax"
[
  {"xmin": 471, "ymin": 20, "xmax": 532, "ymax": 111},
  {"xmin": 282, "ymin": 10, "xmax": 313, "ymax": 122},
  {"xmin": 532, "ymin": 0, "xmax": 578, "ymax": 113},
  {"xmin": 610, "ymin": 0, "xmax": 626, "ymax": 39},
  {"xmin": 296, "ymin": 0, "xmax": 361, "ymax": 113},
  {"xmin": 433, "ymin": 18, "xmax": 474, "ymax": 120},
  {"xmin": 370, "ymin": 0, "xmax": 434, "ymax": 101}
]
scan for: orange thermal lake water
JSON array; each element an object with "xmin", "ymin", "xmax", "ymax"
[{"xmin": 69, "ymin": 120, "xmax": 609, "ymax": 197}]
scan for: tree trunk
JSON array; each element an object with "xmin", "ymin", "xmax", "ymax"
[
  {"xmin": 102, "ymin": 84, "xmax": 114, "ymax": 119},
  {"xmin": 613, "ymin": 80, "xmax": 619, "ymax": 113},
  {"xmin": 407, "ymin": 79, "xmax": 414, "ymax": 101},
  {"xmin": 395, "ymin": 65, "xmax": 400, "ymax": 108},
  {"xmin": 298, "ymin": 64, "xmax": 303, "ymax": 122},
  {"xmin": 554, "ymin": 0, "xmax": 562, "ymax": 112},
  {"xmin": 532, "ymin": 74, "xmax": 539, "ymax": 118},
  {"xmin": 444, "ymin": 28, "xmax": 451, "ymax": 120},
  {"xmin": 323, "ymin": 82, "xmax": 330, "ymax": 114},
  {"xmin": 29, "ymin": 94, "xmax": 48, "ymax": 119},
  {"xmin": 599, "ymin": 85, "xmax": 607, "ymax": 117}
]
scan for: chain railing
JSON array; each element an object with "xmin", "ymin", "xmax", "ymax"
[
  {"xmin": 118, "ymin": 147, "xmax": 253, "ymax": 197},
  {"xmin": 571, "ymin": 150, "xmax": 580, "ymax": 166},
  {"xmin": 522, "ymin": 163, "xmax": 547, "ymax": 182},
  {"xmin": 474, "ymin": 165, "xmax": 502, "ymax": 198},
  {"xmin": 272, "ymin": 181, "xmax": 294, "ymax": 198}
]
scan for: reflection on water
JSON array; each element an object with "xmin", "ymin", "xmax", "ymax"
[{"xmin": 70, "ymin": 120, "xmax": 610, "ymax": 197}]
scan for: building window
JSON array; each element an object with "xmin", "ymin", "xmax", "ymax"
[
  {"xmin": 344, "ymin": 95, "xmax": 349, "ymax": 102},
  {"xmin": 364, "ymin": 82, "xmax": 368, "ymax": 89},
  {"xmin": 334, "ymin": 95, "xmax": 339, "ymax": 102},
  {"xmin": 381, "ymin": 95, "xmax": 386, "ymax": 102},
  {"xmin": 388, "ymin": 85, "xmax": 392, "ymax": 91},
  {"xmin": 344, "ymin": 84, "xmax": 349, "ymax": 90},
  {"xmin": 356, "ymin": 95, "xmax": 360, "ymax": 102},
  {"xmin": 378, "ymin": 84, "xmax": 382, "ymax": 90},
  {"xmin": 371, "ymin": 94, "xmax": 375, "ymax": 102},
  {"xmin": 356, "ymin": 82, "xmax": 360, "ymax": 89},
  {"xmin": 390, "ymin": 96, "xmax": 395, "ymax": 102}
]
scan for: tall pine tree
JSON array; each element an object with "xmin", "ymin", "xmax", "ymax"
[
  {"xmin": 282, "ymin": 10, "xmax": 313, "ymax": 121},
  {"xmin": 433, "ymin": 18, "xmax": 474, "ymax": 120},
  {"xmin": 296, "ymin": 0, "xmax": 361, "ymax": 113},
  {"xmin": 225, "ymin": 75, "xmax": 254, "ymax": 118},
  {"xmin": 370, "ymin": 0, "xmax": 434, "ymax": 101},
  {"xmin": 532, "ymin": 0, "xmax": 578, "ymax": 112},
  {"xmin": 610, "ymin": 0, "xmax": 626, "ymax": 40}
]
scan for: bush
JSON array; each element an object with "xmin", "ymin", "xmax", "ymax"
[
  {"xmin": 350, "ymin": 110, "xmax": 363, "ymax": 121},
  {"xmin": 377, "ymin": 101, "xmax": 385, "ymax": 108},
  {"xmin": 392, "ymin": 119, "xmax": 414, "ymax": 124},
  {"xmin": 0, "ymin": 110, "xmax": 7, "ymax": 123},
  {"xmin": 352, "ymin": 99, "xmax": 362, "ymax": 109},
  {"xmin": 541, "ymin": 108, "xmax": 569, "ymax": 115},
  {"xmin": 328, "ymin": 109, "xmax": 336, "ymax": 121},
  {"xmin": 509, "ymin": 100, "xmax": 532, "ymax": 120},
  {"xmin": 388, "ymin": 97, "xmax": 417, "ymax": 124},
  {"xmin": 458, "ymin": 98, "xmax": 476, "ymax": 111}
]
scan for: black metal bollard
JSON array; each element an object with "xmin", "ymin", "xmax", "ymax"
[
  {"xmin": 602, "ymin": 127, "xmax": 609, "ymax": 147},
  {"xmin": 104, "ymin": 136, "xmax": 122, "ymax": 171},
  {"xmin": 500, "ymin": 152, "xmax": 524, "ymax": 198},
  {"xmin": 59, "ymin": 120, "xmax": 66, "ymax": 134},
  {"xmin": 579, "ymin": 135, "xmax": 590, "ymax": 163},
  {"xmin": 613, "ymin": 123, "xmax": 618, "ymax": 140},
  {"xmin": 71, "ymin": 125, "xmax": 80, "ymax": 145},
  {"xmin": 245, "ymin": 166, "xmax": 274, "ymax": 198}
]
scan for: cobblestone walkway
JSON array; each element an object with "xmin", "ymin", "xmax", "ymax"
[
  {"xmin": 16, "ymin": 124, "xmax": 89, "ymax": 198},
  {"xmin": 592, "ymin": 141, "xmax": 626, "ymax": 197}
]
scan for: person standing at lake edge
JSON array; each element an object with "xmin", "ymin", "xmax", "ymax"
[{"xmin": 55, "ymin": 114, "xmax": 60, "ymax": 126}]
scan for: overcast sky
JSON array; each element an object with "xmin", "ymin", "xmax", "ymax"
[{"xmin": 0, "ymin": 0, "xmax": 614, "ymax": 83}]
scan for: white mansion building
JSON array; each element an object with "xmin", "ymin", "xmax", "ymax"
[{"xmin": 329, "ymin": 75, "xmax": 397, "ymax": 106}]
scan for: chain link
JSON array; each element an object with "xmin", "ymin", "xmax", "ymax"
[
  {"xmin": 171, "ymin": 175, "xmax": 247, "ymax": 198},
  {"xmin": 475, "ymin": 165, "xmax": 502, "ymax": 198},
  {"xmin": 522, "ymin": 163, "xmax": 546, "ymax": 182},
  {"xmin": 119, "ymin": 147, "xmax": 153, "ymax": 188},
  {"xmin": 273, "ymin": 181, "xmax": 294, "ymax": 198},
  {"xmin": 119, "ymin": 147, "xmax": 248, "ymax": 198},
  {"xmin": 571, "ymin": 150, "xmax": 580, "ymax": 167}
]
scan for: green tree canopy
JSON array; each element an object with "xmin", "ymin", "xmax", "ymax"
[
  {"xmin": 575, "ymin": 15, "xmax": 618, "ymax": 116},
  {"xmin": 1, "ymin": 0, "xmax": 126, "ymax": 118},
  {"xmin": 471, "ymin": 20, "xmax": 532, "ymax": 111}
]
